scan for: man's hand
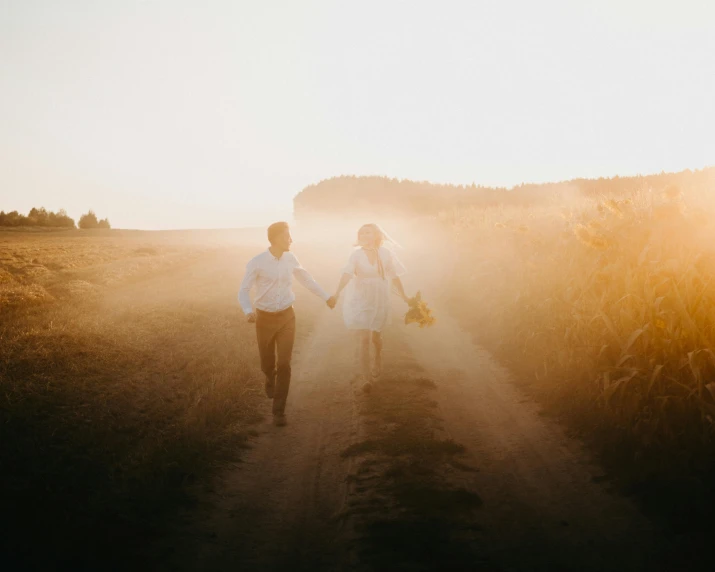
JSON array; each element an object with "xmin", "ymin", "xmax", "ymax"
[
  {"xmin": 326, "ymin": 296, "xmax": 337, "ymax": 309},
  {"xmin": 247, "ymin": 312, "xmax": 256, "ymax": 323}
]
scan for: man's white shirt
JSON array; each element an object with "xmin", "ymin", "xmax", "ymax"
[{"xmin": 238, "ymin": 250, "xmax": 329, "ymax": 315}]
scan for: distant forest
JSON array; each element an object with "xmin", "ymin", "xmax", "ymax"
[
  {"xmin": 0, "ymin": 208, "xmax": 110, "ymax": 229},
  {"xmin": 293, "ymin": 167, "xmax": 715, "ymax": 219}
]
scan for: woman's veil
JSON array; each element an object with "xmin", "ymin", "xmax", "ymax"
[
  {"xmin": 375, "ymin": 224, "xmax": 402, "ymax": 251},
  {"xmin": 354, "ymin": 223, "xmax": 402, "ymax": 251}
]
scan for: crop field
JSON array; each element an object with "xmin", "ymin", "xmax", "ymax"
[{"xmin": 443, "ymin": 185, "xmax": 715, "ymax": 541}]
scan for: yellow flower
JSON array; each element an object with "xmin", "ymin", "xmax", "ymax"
[{"xmin": 404, "ymin": 291, "xmax": 436, "ymax": 328}]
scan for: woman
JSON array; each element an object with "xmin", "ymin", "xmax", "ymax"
[{"xmin": 333, "ymin": 223, "xmax": 410, "ymax": 392}]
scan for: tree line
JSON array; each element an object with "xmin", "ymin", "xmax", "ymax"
[
  {"xmin": 0, "ymin": 208, "xmax": 110, "ymax": 229},
  {"xmin": 293, "ymin": 167, "xmax": 715, "ymax": 219}
]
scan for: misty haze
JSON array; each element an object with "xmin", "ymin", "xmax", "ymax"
[{"xmin": 2, "ymin": 2, "xmax": 715, "ymax": 571}]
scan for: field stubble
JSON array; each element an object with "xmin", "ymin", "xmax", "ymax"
[{"xmin": 0, "ymin": 229, "xmax": 272, "ymax": 569}]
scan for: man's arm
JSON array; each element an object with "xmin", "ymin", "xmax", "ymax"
[
  {"xmin": 238, "ymin": 260, "xmax": 258, "ymax": 319},
  {"xmin": 292, "ymin": 257, "xmax": 332, "ymax": 304}
]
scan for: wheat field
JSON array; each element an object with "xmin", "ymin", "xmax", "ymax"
[{"xmin": 443, "ymin": 185, "xmax": 715, "ymax": 525}]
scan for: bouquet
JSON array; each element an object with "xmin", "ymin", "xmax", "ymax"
[{"xmin": 404, "ymin": 291, "xmax": 436, "ymax": 328}]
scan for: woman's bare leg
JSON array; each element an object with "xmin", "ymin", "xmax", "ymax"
[
  {"xmin": 358, "ymin": 330, "xmax": 373, "ymax": 392},
  {"xmin": 371, "ymin": 330, "xmax": 383, "ymax": 377},
  {"xmin": 359, "ymin": 330, "xmax": 371, "ymax": 379},
  {"xmin": 353, "ymin": 330, "xmax": 361, "ymax": 372}
]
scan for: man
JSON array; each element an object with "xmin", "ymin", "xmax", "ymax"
[{"xmin": 238, "ymin": 222, "xmax": 336, "ymax": 426}]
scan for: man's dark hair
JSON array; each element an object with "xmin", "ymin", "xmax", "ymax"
[{"xmin": 267, "ymin": 221, "xmax": 290, "ymax": 244}]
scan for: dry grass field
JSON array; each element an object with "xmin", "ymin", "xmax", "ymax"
[
  {"xmin": 4, "ymin": 211, "xmax": 714, "ymax": 570},
  {"xmin": 0, "ymin": 227, "xmax": 304, "ymax": 568},
  {"xmin": 0, "ymin": 228, "xmax": 218, "ymax": 306}
]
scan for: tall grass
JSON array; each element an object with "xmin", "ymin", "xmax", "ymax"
[{"xmin": 443, "ymin": 185, "xmax": 715, "ymax": 529}]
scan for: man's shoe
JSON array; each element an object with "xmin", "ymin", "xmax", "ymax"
[
  {"xmin": 265, "ymin": 376, "xmax": 275, "ymax": 399},
  {"xmin": 273, "ymin": 414, "xmax": 287, "ymax": 427}
]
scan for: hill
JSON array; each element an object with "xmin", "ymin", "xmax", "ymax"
[{"xmin": 293, "ymin": 167, "xmax": 715, "ymax": 220}]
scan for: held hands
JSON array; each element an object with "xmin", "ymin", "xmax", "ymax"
[{"xmin": 247, "ymin": 312, "xmax": 256, "ymax": 323}]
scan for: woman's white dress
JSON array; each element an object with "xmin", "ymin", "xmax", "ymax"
[{"xmin": 342, "ymin": 247, "xmax": 407, "ymax": 332}]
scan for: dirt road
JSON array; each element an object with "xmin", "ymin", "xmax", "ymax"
[
  {"xmin": 150, "ymin": 248, "xmax": 666, "ymax": 571},
  {"xmin": 161, "ymin": 309, "xmax": 360, "ymax": 571},
  {"xmin": 403, "ymin": 313, "xmax": 662, "ymax": 571}
]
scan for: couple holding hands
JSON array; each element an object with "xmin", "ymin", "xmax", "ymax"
[{"xmin": 238, "ymin": 221, "xmax": 410, "ymax": 426}]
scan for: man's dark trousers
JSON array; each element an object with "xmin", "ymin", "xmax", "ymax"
[{"xmin": 255, "ymin": 307, "xmax": 296, "ymax": 415}]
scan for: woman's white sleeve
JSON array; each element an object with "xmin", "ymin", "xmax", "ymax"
[
  {"xmin": 342, "ymin": 251, "xmax": 358, "ymax": 275},
  {"xmin": 386, "ymin": 250, "xmax": 407, "ymax": 279}
]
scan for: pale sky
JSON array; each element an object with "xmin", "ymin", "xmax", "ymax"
[{"xmin": 1, "ymin": 0, "xmax": 713, "ymax": 230}]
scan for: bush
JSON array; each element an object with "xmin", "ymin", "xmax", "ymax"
[
  {"xmin": 78, "ymin": 210, "xmax": 99, "ymax": 229},
  {"xmin": 77, "ymin": 211, "xmax": 111, "ymax": 230},
  {"xmin": 50, "ymin": 209, "xmax": 76, "ymax": 228},
  {"xmin": 0, "ymin": 208, "xmax": 75, "ymax": 228},
  {"xmin": 0, "ymin": 210, "xmax": 27, "ymax": 227}
]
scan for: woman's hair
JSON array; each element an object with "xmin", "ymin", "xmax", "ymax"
[
  {"xmin": 267, "ymin": 221, "xmax": 289, "ymax": 244},
  {"xmin": 356, "ymin": 223, "xmax": 384, "ymax": 247}
]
